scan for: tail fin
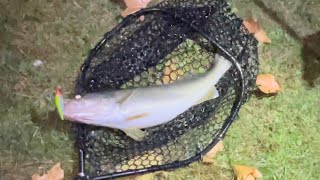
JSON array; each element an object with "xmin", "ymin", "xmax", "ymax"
[{"xmin": 205, "ymin": 54, "xmax": 232, "ymax": 85}]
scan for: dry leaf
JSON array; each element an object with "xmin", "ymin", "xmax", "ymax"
[
  {"xmin": 233, "ymin": 165, "xmax": 262, "ymax": 180},
  {"xmin": 121, "ymin": 8, "xmax": 141, "ymax": 17},
  {"xmin": 153, "ymin": 171, "xmax": 168, "ymax": 179},
  {"xmin": 123, "ymin": 0, "xmax": 151, "ymax": 8},
  {"xmin": 243, "ymin": 16, "xmax": 271, "ymax": 43},
  {"xmin": 32, "ymin": 163, "xmax": 64, "ymax": 180},
  {"xmin": 256, "ymin": 74, "xmax": 281, "ymax": 94},
  {"xmin": 122, "ymin": 0, "xmax": 152, "ymax": 17},
  {"xmin": 254, "ymin": 29, "xmax": 272, "ymax": 44},
  {"xmin": 134, "ymin": 173, "xmax": 154, "ymax": 180},
  {"xmin": 120, "ymin": 171, "xmax": 168, "ymax": 180},
  {"xmin": 202, "ymin": 141, "xmax": 224, "ymax": 163},
  {"xmin": 243, "ymin": 16, "xmax": 260, "ymax": 34},
  {"xmin": 13, "ymin": 77, "xmax": 28, "ymax": 91},
  {"xmin": 119, "ymin": 173, "xmax": 153, "ymax": 180}
]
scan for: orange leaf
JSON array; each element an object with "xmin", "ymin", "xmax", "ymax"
[
  {"xmin": 254, "ymin": 29, "xmax": 272, "ymax": 44},
  {"xmin": 124, "ymin": 0, "xmax": 151, "ymax": 8},
  {"xmin": 233, "ymin": 165, "xmax": 262, "ymax": 180},
  {"xmin": 243, "ymin": 16, "xmax": 271, "ymax": 44},
  {"xmin": 256, "ymin": 74, "xmax": 281, "ymax": 94},
  {"xmin": 121, "ymin": 8, "xmax": 141, "ymax": 17},
  {"xmin": 122, "ymin": 0, "xmax": 152, "ymax": 17},
  {"xmin": 32, "ymin": 163, "xmax": 64, "ymax": 180},
  {"xmin": 13, "ymin": 77, "xmax": 29, "ymax": 92},
  {"xmin": 202, "ymin": 141, "xmax": 224, "ymax": 163},
  {"xmin": 243, "ymin": 16, "xmax": 261, "ymax": 34}
]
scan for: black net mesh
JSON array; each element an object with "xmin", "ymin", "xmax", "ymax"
[{"xmin": 73, "ymin": 0, "xmax": 259, "ymax": 179}]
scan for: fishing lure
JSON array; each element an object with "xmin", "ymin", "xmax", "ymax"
[{"xmin": 55, "ymin": 87, "xmax": 64, "ymax": 120}]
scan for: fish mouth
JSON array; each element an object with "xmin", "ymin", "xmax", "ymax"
[{"xmin": 63, "ymin": 113, "xmax": 94, "ymax": 125}]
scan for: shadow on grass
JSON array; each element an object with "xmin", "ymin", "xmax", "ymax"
[
  {"xmin": 30, "ymin": 108, "xmax": 71, "ymax": 133},
  {"xmin": 253, "ymin": 0, "xmax": 320, "ymax": 86},
  {"xmin": 301, "ymin": 31, "xmax": 320, "ymax": 87},
  {"xmin": 110, "ymin": 0, "xmax": 126, "ymax": 10},
  {"xmin": 252, "ymin": 89, "xmax": 279, "ymax": 99},
  {"xmin": 30, "ymin": 108, "xmax": 81, "ymax": 178}
]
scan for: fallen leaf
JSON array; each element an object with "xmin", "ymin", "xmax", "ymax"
[
  {"xmin": 243, "ymin": 16, "xmax": 271, "ymax": 43},
  {"xmin": 256, "ymin": 74, "xmax": 281, "ymax": 94},
  {"xmin": 134, "ymin": 173, "xmax": 154, "ymax": 180},
  {"xmin": 13, "ymin": 81, "xmax": 26, "ymax": 91},
  {"xmin": 123, "ymin": 0, "xmax": 151, "ymax": 8},
  {"xmin": 32, "ymin": 163, "xmax": 64, "ymax": 180},
  {"xmin": 119, "ymin": 173, "xmax": 153, "ymax": 180},
  {"xmin": 121, "ymin": 7, "xmax": 141, "ymax": 17},
  {"xmin": 120, "ymin": 171, "xmax": 168, "ymax": 180},
  {"xmin": 153, "ymin": 171, "xmax": 168, "ymax": 179},
  {"xmin": 39, "ymin": 98, "xmax": 47, "ymax": 109},
  {"xmin": 122, "ymin": 0, "xmax": 152, "ymax": 17},
  {"xmin": 254, "ymin": 29, "xmax": 272, "ymax": 44},
  {"xmin": 233, "ymin": 165, "xmax": 262, "ymax": 180},
  {"xmin": 202, "ymin": 141, "xmax": 224, "ymax": 163},
  {"xmin": 243, "ymin": 16, "xmax": 260, "ymax": 34},
  {"xmin": 13, "ymin": 77, "xmax": 29, "ymax": 92}
]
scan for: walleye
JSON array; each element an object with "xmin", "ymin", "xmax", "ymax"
[{"xmin": 55, "ymin": 54, "xmax": 232, "ymax": 141}]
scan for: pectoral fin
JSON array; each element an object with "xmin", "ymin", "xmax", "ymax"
[
  {"xmin": 196, "ymin": 86, "xmax": 219, "ymax": 104},
  {"xmin": 121, "ymin": 128, "xmax": 146, "ymax": 141}
]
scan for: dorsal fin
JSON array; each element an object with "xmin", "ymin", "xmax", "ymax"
[{"xmin": 116, "ymin": 90, "xmax": 135, "ymax": 104}]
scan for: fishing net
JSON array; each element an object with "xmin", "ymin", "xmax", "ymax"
[{"xmin": 73, "ymin": 0, "xmax": 259, "ymax": 179}]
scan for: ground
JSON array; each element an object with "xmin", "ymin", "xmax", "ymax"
[{"xmin": 0, "ymin": 0, "xmax": 319, "ymax": 179}]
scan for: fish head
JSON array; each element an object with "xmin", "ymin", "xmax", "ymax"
[{"xmin": 62, "ymin": 94, "xmax": 118, "ymax": 126}]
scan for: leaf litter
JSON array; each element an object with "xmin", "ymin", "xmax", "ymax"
[
  {"xmin": 243, "ymin": 16, "xmax": 272, "ymax": 44},
  {"xmin": 202, "ymin": 140, "xmax": 224, "ymax": 163},
  {"xmin": 243, "ymin": 17, "xmax": 280, "ymax": 95},
  {"xmin": 32, "ymin": 163, "xmax": 64, "ymax": 180},
  {"xmin": 233, "ymin": 165, "xmax": 262, "ymax": 180},
  {"xmin": 121, "ymin": 0, "xmax": 152, "ymax": 17},
  {"xmin": 256, "ymin": 74, "xmax": 281, "ymax": 94}
]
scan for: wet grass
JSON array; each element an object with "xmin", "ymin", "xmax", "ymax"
[{"xmin": 0, "ymin": 0, "xmax": 319, "ymax": 179}]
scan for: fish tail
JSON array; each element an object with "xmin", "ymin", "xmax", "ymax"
[{"xmin": 205, "ymin": 54, "xmax": 232, "ymax": 85}]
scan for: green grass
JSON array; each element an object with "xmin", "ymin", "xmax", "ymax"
[
  {"xmin": 0, "ymin": 0, "xmax": 122, "ymax": 178},
  {"xmin": 0, "ymin": 0, "xmax": 319, "ymax": 179}
]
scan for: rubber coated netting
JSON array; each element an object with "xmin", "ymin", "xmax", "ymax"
[{"xmin": 73, "ymin": 0, "xmax": 259, "ymax": 179}]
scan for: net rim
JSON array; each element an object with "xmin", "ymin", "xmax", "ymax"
[{"xmin": 74, "ymin": 7, "xmax": 247, "ymax": 180}]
